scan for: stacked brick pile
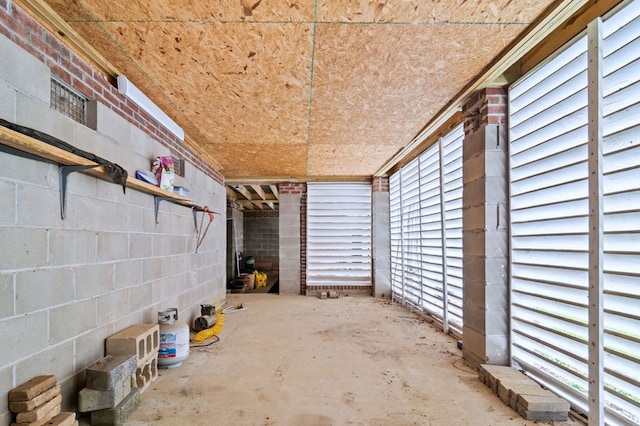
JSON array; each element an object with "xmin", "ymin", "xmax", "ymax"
[
  {"xmin": 8, "ymin": 375, "xmax": 77, "ymax": 426},
  {"xmin": 106, "ymin": 324, "xmax": 160, "ymax": 393},
  {"xmin": 77, "ymin": 324, "xmax": 159, "ymax": 425},
  {"xmin": 479, "ymin": 364, "xmax": 570, "ymax": 421},
  {"xmin": 78, "ymin": 355, "xmax": 139, "ymax": 426}
]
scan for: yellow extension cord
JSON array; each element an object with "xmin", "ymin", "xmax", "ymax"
[{"xmin": 192, "ymin": 309, "xmax": 226, "ymax": 344}]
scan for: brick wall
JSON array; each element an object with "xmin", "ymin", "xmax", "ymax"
[
  {"xmin": 462, "ymin": 87, "xmax": 507, "ymax": 135},
  {"xmin": 279, "ymin": 183, "xmax": 306, "ymax": 195},
  {"xmin": 372, "ymin": 176, "xmax": 389, "ymax": 192}
]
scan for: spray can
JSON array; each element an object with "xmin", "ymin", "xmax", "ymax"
[{"xmin": 158, "ymin": 308, "xmax": 189, "ymax": 368}]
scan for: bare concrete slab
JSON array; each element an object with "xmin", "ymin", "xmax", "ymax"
[{"xmin": 125, "ymin": 295, "xmax": 578, "ymax": 425}]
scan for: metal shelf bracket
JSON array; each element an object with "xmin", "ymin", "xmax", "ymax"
[
  {"xmin": 59, "ymin": 164, "xmax": 101, "ymax": 219},
  {"xmin": 154, "ymin": 196, "xmax": 200, "ymax": 229}
]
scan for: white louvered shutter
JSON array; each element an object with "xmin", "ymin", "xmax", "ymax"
[
  {"xmin": 440, "ymin": 127, "xmax": 464, "ymax": 334},
  {"xmin": 389, "ymin": 124, "xmax": 464, "ymax": 336},
  {"xmin": 399, "ymin": 158, "xmax": 423, "ymax": 305},
  {"xmin": 418, "ymin": 144, "xmax": 444, "ymax": 318},
  {"xmin": 509, "ymin": 1, "xmax": 640, "ymax": 422},
  {"xmin": 390, "ymin": 173, "xmax": 404, "ymax": 297},
  {"xmin": 306, "ymin": 183, "xmax": 372, "ymax": 287},
  {"xmin": 509, "ymin": 32, "xmax": 591, "ymax": 411},
  {"xmin": 601, "ymin": 2, "xmax": 640, "ymax": 422}
]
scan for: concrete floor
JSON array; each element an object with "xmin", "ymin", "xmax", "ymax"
[{"xmin": 126, "ymin": 294, "xmax": 579, "ymax": 426}]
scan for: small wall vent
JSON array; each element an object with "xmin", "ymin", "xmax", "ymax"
[
  {"xmin": 171, "ymin": 155, "xmax": 185, "ymax": 177},
  {"xmin": 51, "ymin": 78, "xmax": 87, "ymax": 125}
]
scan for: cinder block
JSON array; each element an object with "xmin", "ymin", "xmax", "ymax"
[
  {"xmin": 78, "ymin": 375, "xmax": 131, "ymax": 412},
  {"xmin": 498, "ymin": 380, "xmax": 553, "ymax": 408},
  {"xmin": 48, "ymin": 229, "xmax": 97, "ymax": 266},
  {"xmin": 97, "ymin": 289, "xmax": 130, "ymax": 325},
  {"xmin": 0, "ymin": 34, "xmax": 50, "ymax": 102},
  {"xmin": 9, "ymin": 385, "xmax": 60, "ymax": 412},
  {"xmin": 106, "ymin": 324, "xmax": 160, "ymax": 364},
  {"xmin": 15, "ymin": 394, "xmax": 61, "ymax": 423},
  {"xmin": 89, "ymin": 101, "xmax": 131, "ymax": 146},
  {"xmin": 0, "ymin": 83, "xmax": 17, "ymax": 123},
  {"xmin": 97, "ymin": 232, "xmax": 130, "ymax": 263},
  {"xmin": 15, "ymin": 268, "xmax": 74, "ymax": 315},
  {"xmin": 320, "ymin": 292, "xmax": 327, "ymax": 299},
  {"xmin": 85, "ymin": 355, "xmax": 137, "ymax": 391},
  {"xmin": 328, "ymin": 291, "xmax": 338, "ymax": 299},
  {"xmin": 49, "ymin": 299, "xmax": 97, "ymax": 344},
  {"xmin": 133, "ymin": 355, "xmax": 158, "ymax": 393},
  {"xmin": 505, "ymin": 382, "xmax": 554, "ymax": 410},
  {"xmin": 479, "ymin": 364, "xmax": 519, "ymax": 391},
  {"xmin": 518, "ymin": 394, "xmax": 570, "ymax": 412},
  {"xmin": 113, "ymin": 259, "xmax": 143, "ymax": 290},
  {"xmin": 517, "ymin": 407, "xmax": 569, "ymax": 422},
  {"xmin": 479, "ymin": 363, "xmax": 569, "ymax": 422},
  {"xmin": 90, "ymin": 388, "xmax": 140, "ymax": 426},
  {"xmin": 9, "ymin": 376, "xmax": 57, "ymax": 402},
  {"xmin": 0, "ymin": 179, "xmax": 16, "ymax": 227},
  {"xmin": 1, "ymin": 311, "xmax": 49, "ymax": 367}
]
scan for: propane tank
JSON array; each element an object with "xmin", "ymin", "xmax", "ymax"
[{"xmin": 158, "ymin": 308, "xmax": 189, "ymax": 368}]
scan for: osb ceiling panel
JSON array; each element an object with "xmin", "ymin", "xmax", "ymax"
[{"xmin": 38, "ymin": 0, "xmax": 557, "ymax": 180}]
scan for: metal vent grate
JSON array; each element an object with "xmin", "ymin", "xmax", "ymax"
[
  {"xmin": 51, "ymin": 78, "xmax": 87, "ymax": 125},
  {"xmin": 171, "ymin": 155, "xmax": 185, "ymax": 177}
]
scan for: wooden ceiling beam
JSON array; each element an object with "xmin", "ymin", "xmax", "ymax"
[
  {"xmin": 233, "ymin": 185, "xmax": 254, "ymax": 201},
  {"xmin": 269, "ymin": 185, "xmax": 279, "ymax": 200},
  {"xmin": 251, "ymin": 184, "xmax": 267, "ymax": 200}
]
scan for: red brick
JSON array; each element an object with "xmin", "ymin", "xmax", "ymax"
[
  {"xmin": 487, "ymin": 105, "xmax": 506, "ymax": 114},
  {"xmin": 71, "ymin": 76, "xmax": 94, "ymax": 98},
  {"xmin": 48, "ymin": 62, "xmax": 72, "ymax": 85},
  {"xmin": 86, "ymin": 76, "xmax": 105, "ymax": 97},
  {"xmin": 485, "ymin": 87, "xmax": 507, "ymax": 95},
  {"xmin": 486, "ymin": 95, "xmax": 506, "ymax": 105},
  {"xmin": 72, "ymin": 54, "xmax": 93, "ymax": 78}
]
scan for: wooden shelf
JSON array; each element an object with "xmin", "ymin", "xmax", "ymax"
[{"xmin": 0, "ymin": 123, "xmax": 202, "ymax": 222}]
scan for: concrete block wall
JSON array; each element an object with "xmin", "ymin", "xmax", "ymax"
[
  {"xmin": 461, "ymin": 87, "xmax": 509, "ymax": 367},
  {"xmin": 372, "ymin": 177, "xmax": 391, "ymax": 298},
  {"xmin": 300, "ymin": 188, "xmax": 307, "ymax": 293},
  {"xmin": 279, "ymin": 183, "xmax": 305, "ymax": 295},
  {"xmin": 243, "ymin": 210, "xmax": 279, "ymax": 268},
  {"xmin": 0, "ymin": 4, "xmax": 226, "ymax": 425}
]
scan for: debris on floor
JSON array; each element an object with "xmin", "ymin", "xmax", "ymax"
[
  {"xmin": 8, "ymin": 375, "xmax": 78, "ymax": 425},
  {"xmin": 106, "ymin": 324, "xmax": 160, "ymax": 390},
  {"xmin": 79, "ymin": 354, "xmax": 140, "ymax": 425},
  {"xmin": 479, "ymin": 364, "xmax": 570, "ymax": 421},
  {"xmin": 319, "ymin": 291, "xmax": 339, "ymax": 299}
]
